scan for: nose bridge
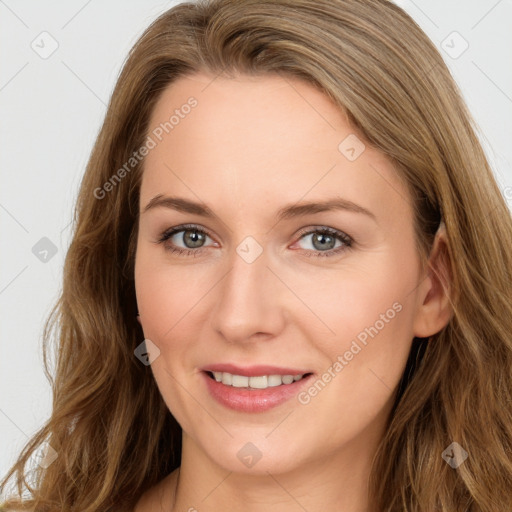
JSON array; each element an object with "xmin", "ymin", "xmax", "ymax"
[{"xmin": 211, "ymin": 238, "xmax": 284, "ymax": 343}]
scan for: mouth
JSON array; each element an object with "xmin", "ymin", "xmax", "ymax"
[{"xmin": 201, "ymin": 366, "xmax": 315, "ymax": 413}]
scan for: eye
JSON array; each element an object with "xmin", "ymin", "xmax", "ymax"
[
  {"xmin": 154, "ymin": 224, "xmax": 215, "ymax": 256},
  {"xmin": 154, "ymin": 224, "xmax": 353, "ymax": 258},
  {"xmin": 293, "ymin": 226, "xmax": 353, "ymax": 258}
]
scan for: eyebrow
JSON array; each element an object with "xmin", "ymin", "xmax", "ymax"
[{"xmin": 142, "ymin": 194, "xmax": 377, "ymax": 223}]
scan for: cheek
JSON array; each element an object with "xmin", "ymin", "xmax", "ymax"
[
  {"xmin": 294, "ymin": 254, "xmax": 417, "ymax": 354},
  {"xmin": 289, "ymin": 282, "xmax": 416, "ymax": 450},
  {"xmin": 134, "ymin": 247, "xmax": 205, "ymax": 428},
  {"xmin": 295, "ymin": 252, "xmax": 419, "ymax": 412},
  {"xmin": 134, "ymin": 245, "xmax": 210, "ymax": 341}
]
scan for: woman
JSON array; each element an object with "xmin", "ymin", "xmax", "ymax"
[{"xmin": 1, "ymin": 0, "xmax": 511, "ymax": 510}]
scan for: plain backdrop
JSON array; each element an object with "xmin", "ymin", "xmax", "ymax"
[{"xmin": 1, "ymin": 0, "xmax": 511, "ymax": 489}]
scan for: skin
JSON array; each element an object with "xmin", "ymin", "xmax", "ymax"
[{"xmin": 133, "ymin": 71, "xmax": 452, "ymax": 512}]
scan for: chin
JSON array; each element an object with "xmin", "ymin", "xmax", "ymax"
[{"xmin": 197, "ymin": 433, "xmax": 309, "ymax": 476}]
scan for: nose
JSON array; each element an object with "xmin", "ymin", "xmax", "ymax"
[{"xmin": 209, "ymin": 244, "xmax": 286, "ymax": 345}]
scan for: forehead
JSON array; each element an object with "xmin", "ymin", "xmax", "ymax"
[
  {"xmin": 147, "ymin": 71, "xmax": 347, "ymax": 157},
  {"xmin": 140, "ymin": 72, "xmax": 412, "ymax": 228}
]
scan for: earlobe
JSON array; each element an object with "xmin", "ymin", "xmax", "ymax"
[
  {"xmin": 412, "ymin": 221, "xmax": 454, "ymax": 338},
  {"xmin": 136, "ymin": 313, "xmax": 142, "ymax": 326}
]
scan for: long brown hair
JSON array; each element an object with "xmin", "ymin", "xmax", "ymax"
[{"xmin": 2, "ymin": 0, "xmax": 512, "ymax": 510}]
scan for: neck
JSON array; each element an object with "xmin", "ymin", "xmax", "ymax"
[{"xmin": 170, "ymin": 429, "xmax": 382, "ymax": 512}]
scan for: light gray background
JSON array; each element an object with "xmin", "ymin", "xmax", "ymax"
[{"xmin": 1, "ymin": 0, "xmax": 511, "ymax": 487}]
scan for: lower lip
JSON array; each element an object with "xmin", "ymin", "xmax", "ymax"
[{"xmin": 202, "ymin": 372, "xmax": 314, "ymax": 413}]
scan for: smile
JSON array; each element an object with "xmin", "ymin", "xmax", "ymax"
[{"xmin": 201, "ymin": 367, "xmax": 315, "ymax": 413}]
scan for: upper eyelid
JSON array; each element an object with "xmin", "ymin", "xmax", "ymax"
[{"xmin": 159, "ymin": 224, "xmax": 215, "ymax": 242}]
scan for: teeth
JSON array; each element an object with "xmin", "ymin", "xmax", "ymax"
[
  {"xmin": 249, "ymin": 375, "xmax": 268, "ymax": 389},
  {"xmin": 209, "ymin": 371, "xmax": 307, "ymax": 389},
  {"xmin": 267, "ymin": 375, "xmax": 282, "ymax": 387},
  {"xmin": 232, "ymin": 375, "xmax": 249, "ymax": 387}
]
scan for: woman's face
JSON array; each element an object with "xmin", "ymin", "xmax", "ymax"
[{"xmin": 134, "ymin": 71, "xmax": 435, "ymax": 475}]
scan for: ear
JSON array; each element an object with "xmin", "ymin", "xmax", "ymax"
[
  {"xmin": 136, "ymin": 314, "xmax": 142, "ymax": 326},
  {"xmin": 412, "ymin": 221, "xmax": 454, "ymax": 338}
]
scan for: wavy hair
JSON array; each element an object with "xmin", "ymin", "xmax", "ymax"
[{"xmin": 2, "ymin": 0, "xmax": 512, "ymax": 510}]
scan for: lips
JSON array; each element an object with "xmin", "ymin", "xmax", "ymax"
[{"xmin": 200, "ymin": 363, "xmax": 315, "ymax": 413}]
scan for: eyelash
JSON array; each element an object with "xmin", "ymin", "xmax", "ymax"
[{"xmin": 155, "ymin": 223, "xmax": 353, "ymax": 258}]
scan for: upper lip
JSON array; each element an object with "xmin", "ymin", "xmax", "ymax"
[{"xmin": 201, "ymin": 363, "xmax": 313, "ymax": 377}]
